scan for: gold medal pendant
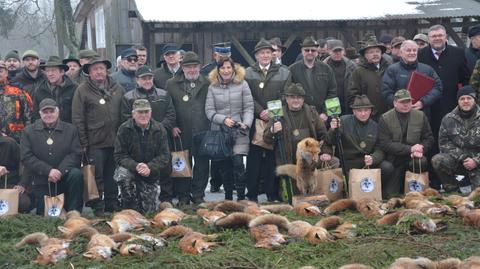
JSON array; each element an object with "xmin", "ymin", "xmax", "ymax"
[
  {"xmin": 99, "ymin": 98, "xmax": 106, "ymax": 105},
  {"xmin": 293, "ymin": 129, "xmax": 300, "ymax": 137},
  {"xmin": 46, "ymin": 137, "xmax": 54, "ymax": 145},
  {"xmin": 259, "ymin": 82, "xmax": 264, "ymax": 89},
  {"xmin": 360, "ymin": 141, "xmax": 366, "ymax": 149},
  {"xmin": 182, "ymin": 95, "xmax": 189, "ymax": 102}
]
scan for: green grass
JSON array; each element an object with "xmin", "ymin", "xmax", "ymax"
[{"xmin": 1, "ymin": 206, "xmax": 480, "ymax": 269}]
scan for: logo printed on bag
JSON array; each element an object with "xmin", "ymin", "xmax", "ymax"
[
  {"xmin": 0, "ymin": 200, "xmax": 9, "ymax": 215},
  {"xmin": 329, "ymin": 179, "xmax": 339, "ymax": 193},
  {"xmin": 408, "ymin": 180, "xmax": 424, "ymax": 192},
  {"xmin": 172, "ymin": 157, "xmax": 186, "ymax": 172},
  {"xmin": 48, "ymin": 205, "xmax": 61, "ymax": 217},
  {"xmin": 360, "ymin": 178, "xmax": 375, "ymax": 193}
]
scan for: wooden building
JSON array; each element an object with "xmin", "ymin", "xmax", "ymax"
[{"xmin": 74, "ymin": 0, "xmax": 480, "ymax": 67}]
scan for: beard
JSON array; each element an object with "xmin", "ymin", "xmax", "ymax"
[{"xmin": 185, "ymin": 72, "xmax": 199, "ymax": 81}]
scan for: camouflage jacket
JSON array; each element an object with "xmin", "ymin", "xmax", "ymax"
[
  {"xmin": 439, "ymin": 106, "xmax": 480, "ymax": 164},
  {"xmin": 0, "ymin": 83, "xmax": 33, "ymax": 142}
]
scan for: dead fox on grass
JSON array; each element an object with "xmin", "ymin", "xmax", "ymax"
[
  {"xmin": 15, "ymin": 232, "xmax": 71, "ymax": 265},
  {"xmin": 376, "ymin": 209, "xmax": 441, "ymax": 233},
  {"xmin": 70, "ymin": 226, "xmax": 131, "ymax": 260},
  {"xmin": 159, "ymin": 225, "xmax": 218, "ymax": 254},
  {"xmin": 107, "ymin": 209, "xmax": 151, "ymax": 233},
  {"xmin": 324, "ymin": 198, "xmax": 386, "ymax": 218},
  {"xmin": 294, "ymin": 201, "xmax": 322, "ymax": 216},
  {"xmin": 152, "ymin": 207, "xmax": 187, "ymax": 228},
  {"xmin": 58, "ymin": 210, "xmax": 100, "ymax": 238}
]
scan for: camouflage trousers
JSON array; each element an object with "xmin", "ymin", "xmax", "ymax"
[
  {"xmin": 114, "ymin": 166, "xmax": 160, "ymax": 213},
  {"xmin": 431, "ymin": 153, "xmax": 480, "ymax": 188}
]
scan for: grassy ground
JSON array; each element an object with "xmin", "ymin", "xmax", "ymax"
[{"xmin": 1, "ymin": 204, "xmax": 480, "ymax": 269}]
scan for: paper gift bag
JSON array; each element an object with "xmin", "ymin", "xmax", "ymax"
[
  {"xmin": 349, "ymin": 168, "xmax": 382, "ymax": 201},
  {"xmin": 0, "ymin": 175, "xmax": 19, "ymax": 217},
  {"xmin": 404, "ymin": 159, "xmax": 429, "ymax": 193},
  {"xmin": 82, "ymin": 154, "xmax": 99, "ymax": 202},
  {"xmin": 251, "ymin": 119, "xmax": 274, "ymax": 150},
  {"xmin": 317, "ymin": 168, "xmax": 344, "ymax": 201},
  {"xmin": 171, "ymin": 137, "xmax": 193, "ymax": 178},
  {"xmin": 44, "ymin": 183, "xmax": 66, "ymax": 218}
]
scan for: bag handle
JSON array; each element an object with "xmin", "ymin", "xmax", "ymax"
[
  {"xmin": 173, "ymin": 136, "xmax": 184, "ymax": 152},
  {"xmin": 3, "ymin": 174, "xmax": 7, "ymax": 189},
  {"xmin": 320, "ymin": 161, "xmax": 333, "ymax": 170},
  {"xmin": 363, "ymin": 165, "xmax": 370, "ymax": 169},
  {"xmin": 82, "ymin": 151, "xmax": 91, "ymax": 166},
  {"xmin": 48, "ymin": 182, "xmax": 58, "ymax": 197},
  {"xmin": 412, "ymin": 158, "xmax": 422, "ymax": 173}
]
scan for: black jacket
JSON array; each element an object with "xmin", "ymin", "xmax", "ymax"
[
  {"xmin": 32, "ymin": 75, "xmax": 78, "ymax": 123},
  {"xmin": 20, "ymin": 120, "xmax": 82, "ymax": 185}
]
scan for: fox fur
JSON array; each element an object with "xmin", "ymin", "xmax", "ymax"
[
  {"xmin": 382, "ymin": 197, "xmax": 405, "ymax": 211},
  {"xmin": 69, "ymin": 226, "xmax": 131, "ymax": 260},
  {"xmin": 15, "ymin": 232, "xmax": 71, "ymax": 265},
  {"xmin": 213, "ymin": 200, "xmax": 246, "ymax": 213},
  {"xmin": 108, "ymin": 209, "xmax": 151, "ymax": 233},
  {"xmin": 457, "ymin": 207, "xmax": 480, "ymax": 228},
  {"xmin": 58, "ymin": 210, "xmax": 99, "ymax": 238},
  {"xmin": 214, "ymin": 212, "xmax": 255, "ymax": 229},
  {"xmin": 196, "ymin": 209, "xmax": 227, "ymax": 225},
  {"xmin": 276, "ymin": 138, "xmax": 323, "ymax": 195},
  {"xmin": 294, "ymin": 202, "xmax": 322, "ymax": 216},
  {"xmin": 324, "ymin": 198, "xmax": 386, "ymax": 218},
  {"xmin": 404, "ymin": 192, "xmax": 452, "ymax": 216},
  {"xmin": 421, "ymin": 188, "xmax": 443, "ymax": 198},
  {"xmin": 377, "ymin": 209, "xmax": 438, "ymax": 233},
  {"xmin": 118, "ymin": 233, "xmax": 167, "ymax": 256},
  {"xmin": 249, "ymin": 224, "xmax": 288, "ymax": 249},
  {"xmin": 159, "ymin": 225, "xmax": 218, "ymax": 254},
  {"xmin": 259, "ymin": 204, "xmax": 294, "ymax": 214},
  {"xmin": 446, "ymin": 195, "xmax": 475, "ymax": 209},
  {"xmin": 462, "ymin": 256, "xmax": 480, "ymax": 268},
  {"xmin": 389, "ymin": 257, "xmax": 436, "ymax": 269},
  {"xmin": 152, "ymin": 208, "xmax": 187, "ymax": 228},
  {"xmin": 332, "ymin": 222, "xmax": 357, "ymax": 239},
  {"xmin": 297, "ymin": 194, "xmax": 330, "ymax": 207},
  {"xmin": 435, "ymin": 258, "xmax": 462, "ymax": 269}
]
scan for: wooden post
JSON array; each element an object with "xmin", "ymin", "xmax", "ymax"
[{"xmin": 230, "ymin": 35, "xmax": 255, "ymax": 67}]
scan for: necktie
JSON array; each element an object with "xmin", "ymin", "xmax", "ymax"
[
  {"xmin": 435, "ymin": 51, "xmax": 442, "ymax": 59},
  {"xmin": 261, "ymin": 68, "xmax": 267, "ymax": 78}
]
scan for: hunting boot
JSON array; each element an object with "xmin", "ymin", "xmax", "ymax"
[{"xmin": 232, "ymin": 155, "xmax": 246, "ymax": 201}]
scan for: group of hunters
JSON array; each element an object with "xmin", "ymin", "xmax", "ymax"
[{"xmin": 2, "ymin": 23, "xmax": 480, "ymax": 216}]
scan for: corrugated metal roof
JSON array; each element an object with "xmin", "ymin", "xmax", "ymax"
[{"xmin": 135, "ymin": 0, "xmax": 480, "ymax": 23}]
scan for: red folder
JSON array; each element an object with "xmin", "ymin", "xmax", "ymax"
[{"xmin": 406, "ymin": 71, "xmax": 435, "ymax": 104}]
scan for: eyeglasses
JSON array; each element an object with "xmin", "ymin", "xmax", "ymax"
[
  {"xmin": 126, "ymin": 57, "xmax": 138, "ymax": 63},
  {"xmin": 303, "ymin": 49, "xmax": 317, "ymax": 53}
]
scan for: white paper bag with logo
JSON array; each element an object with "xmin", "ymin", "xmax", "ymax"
[
  {"xmin": 348, "ymin": 167, "xmax": 382, "ymax": 201},
  {"xmin": 0, "ymin": 174, "xmax": 19, "ymax": 217},
  {"xmin": 82, "ymin": 153, "xmax": 99, "ymax": 202},
  {"xmin": 170, "ymin": 137, "xmax": 192, "ymax": 178},
  {"xmin": 44, "ymin": 182, "xmax": 66, "ymax": 218},
  {"xmin": 251, "ymin": 119, "xmax": 274, "ymax": 150},
  {"xmin": 404, "ymin": 158, "xmax": 429, "ymax": 193},
  {"xmin": 316, "ymin": 163, "xmax": 344, "ymax": 201}
]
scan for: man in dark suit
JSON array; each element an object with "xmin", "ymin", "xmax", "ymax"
[{"xmin": 417, "ymin": 24, "xmax": 470, "ymax": 189}]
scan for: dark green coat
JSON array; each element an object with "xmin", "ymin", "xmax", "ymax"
[
  {"xmin": 245, "ymin": 62, "xmax": 291, "ymax": 118},
  {"xmin": 325, "ymin": 115, "xmax": 384, "ymax": 170},
  {"xmin": 114, "ymin": 119, "xmax": 171, "ymax": 179},
  {"xmin": 12, "ymin": 67, "xmax": 45, "ymax": 95},
  {"xmin": 263, "ymin": 105, "xmax": 331, "ymax": 164},
  {"xmin": 32, "ymin": 75, "xmax": 78, "ymax": 123},
  {"xmin": 20, "ymin": 119, "xmax": 81, "ymax": 186},
  {"xmin": 348, "ymin": 57, "xmax": 390, "ymax": 118},
  {"xmin": 165, "ymin": 73, "xmax": 210, "ymax": 151},
  {"xmin": 154, "ymin": 63, "xmax": 180, "ymax": 89},
  {"xmin": 72, "ymin": 77, "xmax": 125, "ymax": 149},
  {"xmin": 378, "ymin": 109, "xmax": 434, "ymax": 163},
  {"xmin": 289, "ymin": 61, "xmax": 337, "ymax": 114}
]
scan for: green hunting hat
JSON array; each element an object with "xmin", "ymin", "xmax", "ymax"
[
  {"xmin": 351, "ymin": 95, "xmax": 374, "ymax": 109},
  {"xmin": 254, "ymin": 38, "xmax": 274, "ymax": 53},
  {"xmin": 39, "ymin": 98, "xmax": 58, "ymax": 111},
  {"xmin": 4, "ymin": 50, "xmax": 20, "ymax": 61},
  {"xmin": 391, "ymin": 36, "xmax": 406, "ymax": 48},
  {"xmin": 327, "ymin": 39, "xmax": 344, "ymax": 51},
  {"xmin": 40, "ymin": 56, "xmax": 69, "ymax": 71},
  {"xmin": 62, "ymin": 56, "xmax": 81, "ymax": 66},
  {"xmin": 359, "ymin": 35, "xmax": 386, "ymax": 56},
  {"xmin": 345, "ymin": 47, "xmax": 360, "ymax": 60},
  {"xmin": 78, "ymin": 49, "xmax": 98, "ymax": 59},
  {"xmin": 22, "ymin": 50, "xmax": 39, "ymax": 60},
  {"xmin": 394, "ymin": 89, "xmax": 412, "ymax": 101},
  {"xmin": 284, "ymin": 83, "xmax": 306, "ymax": 96},
  {"xmin": 135, "ymin": 65, "xmax": 154, "ymax": 77},
  {"xmin": 301, "ymin": 36, "xmax": 320, "ymax": 48},
  {"xmin": 181, "ymin": 51, "xmax": 201, "ymax": 65},
  {"xmin": 82, "ymin": 55, "xmax": 112, "ymax": 74},
  {"xmin": 132, "ymin": 99, "xmax": 151, "ymax": 111}
]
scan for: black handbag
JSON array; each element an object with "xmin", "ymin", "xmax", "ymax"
[{"xmin": 194, "ymin": 125, "xmax": 235, "ymax": 161}]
